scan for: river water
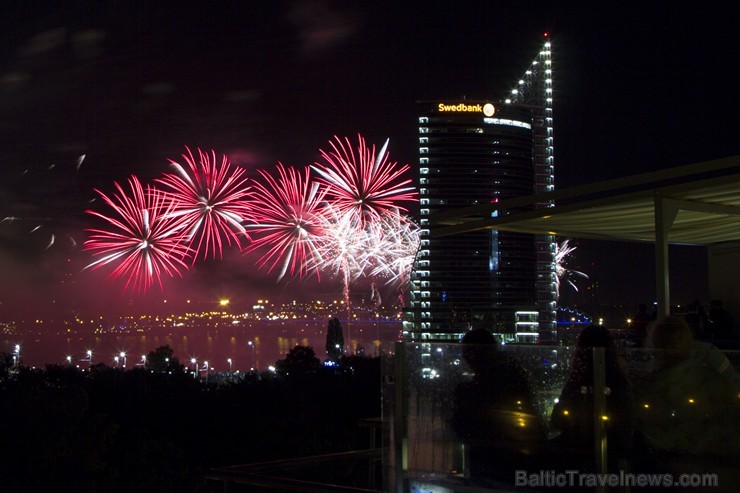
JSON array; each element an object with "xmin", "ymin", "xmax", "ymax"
[{"xmin": 3, "ymin": 320, "xmax": 403, "ymax": 372}]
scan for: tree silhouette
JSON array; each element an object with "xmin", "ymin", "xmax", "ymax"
[
  {"xmin": 325, "ymin": 317, "xmax": 344, "ymax": 362},
  {"xmin": 146, "ymin": 345, "xmax": 184, "ymax": 373},
  {"xmin": 275, "ymin": 345, "xmax": 321, "ymax": 375}
]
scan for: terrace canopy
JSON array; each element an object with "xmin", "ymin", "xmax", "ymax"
[{"xmin": 430, "ymin": 155, "xmax": 740, "ymax": 319}]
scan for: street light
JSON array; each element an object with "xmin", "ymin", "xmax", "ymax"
[
  {"xmin": 119, "ymin": 351, "xmax": 127, "ymax": 369},
  {"xmin": 140, "ymin": 355, "xmax": 147, "ymax": 368},
  {"xmin": 114, "ymin": 356, "xmax": 119, "ymax": 368},
  {"xmin": 86, "ymin": 349, "xmax": 93, "ymax": 368},
  {"xmin": 248, "ymin": 340, "xmax": 256, "ymax": 371},
  {"xmin": 13, "ymin": 344, "xmax": 20, "ymax": 367},
  {"xmin": 203, "ymin": 361, "xmax": 209, "ymax": 380},
  {"xmin": 66, "ymin": 355, "xmax": 72, "ymax": 365},
  {"xmin": 190, "ymin": 357, "xmax": 198, "ymax": 378},
  {"xmin": 227, "ymin": 358, "xmax": 233, "ymax": 372}
]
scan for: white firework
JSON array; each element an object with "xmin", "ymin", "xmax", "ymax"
[{"xmin": 554, "ymin": 238, "xmax": 588, "ymax": 297}]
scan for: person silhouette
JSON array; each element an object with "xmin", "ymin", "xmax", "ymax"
[
  {"xmin": 631, "ymin": 303, "xmax": 652, "ymax": 346},
  {"xmin": 550, "ymin": 325, "xmax": 635, "ymax": 471},
  {"xmin": 452, "ymin": 329, "xmax": 545, "ymax": 485},
  {"xmin": 708, "ymin": 300, "xmax": 735, "ymax": 340},
  {"xmin": 638, "ymin": 317, "xmax": 740, "ymax": 456}
]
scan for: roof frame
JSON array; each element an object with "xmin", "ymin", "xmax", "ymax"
[{"xmin": 429, "ymin": 155, "xmax": 740, "ymax": 319}]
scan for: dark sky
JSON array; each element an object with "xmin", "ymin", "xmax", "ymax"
[{"xmin": 1, "ymin": 1, "xmax": 737, "ymax": 319}]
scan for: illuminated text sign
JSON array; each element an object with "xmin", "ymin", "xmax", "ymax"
[{"xmin": 437, "ymin": 102, "xmax": 495, "ymax": 116}]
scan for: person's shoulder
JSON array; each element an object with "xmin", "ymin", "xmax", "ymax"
[
  {"xmin": 693, "ymin": 340, "xmax": 717, "ymax": 351},
  {"xmin": 489, "ymin": 356, "xmax": 531, "ymax": 385}
]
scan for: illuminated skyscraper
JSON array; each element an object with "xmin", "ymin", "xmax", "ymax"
[{"xmin": 404, "ymin": 36, "xmax": 556, "ymax": 341}]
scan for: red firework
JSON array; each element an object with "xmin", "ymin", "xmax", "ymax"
[
  {"xmin": 84, "ymin": 176, "xmax": 192, "ymax": 293},
  {"xmin": 311, "ymin": 134, "xmax": 417, "ymax": 225},
  {"xmin": 243, "ymin": 163, "xmax": 329, "ymax": 281},
  {"xmin": 155, "ymin": 147, "xmax": 252, "ymax": 262}
]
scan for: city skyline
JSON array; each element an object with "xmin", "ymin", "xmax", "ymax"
[{"xmin": 1, "ymin": 2, "xmax": 737, "ymax": 319}]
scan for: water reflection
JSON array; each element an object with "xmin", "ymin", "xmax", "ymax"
[{"xmin": 4, "ymin": 321, "xmax": 400, "ymax": 371}]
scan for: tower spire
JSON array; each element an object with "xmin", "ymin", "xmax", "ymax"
[{"xmin": 505, "ymin": 35, "xmax": 557, "ymax": 335}]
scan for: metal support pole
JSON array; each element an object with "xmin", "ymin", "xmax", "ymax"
[{"xmin": 654, "ymin": 193, "xmax": 678, "ymax": 320}]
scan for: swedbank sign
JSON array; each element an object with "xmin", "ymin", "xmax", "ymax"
[{"xmin": 437, "ymin": 102, "xmax": 496, "ymax": 117}]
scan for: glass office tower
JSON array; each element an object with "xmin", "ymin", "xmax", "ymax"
[{"xmin": 404, "ymin": 37, "xmax": 556, "ymax": 342}]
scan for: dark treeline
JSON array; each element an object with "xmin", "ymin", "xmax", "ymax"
[{"xmin": 0, "ymin": 346, "xmax": 381, "ymax": 492}]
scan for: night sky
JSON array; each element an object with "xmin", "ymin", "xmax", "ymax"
[{"xmin": 1, "ymin": 1, "xmax": 738, "ymax": 319}]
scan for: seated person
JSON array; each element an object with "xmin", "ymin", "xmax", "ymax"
[
  {"xmin": 691, "ymin": 339, "xmax": 740, "ymax": 391},
  {"xmin": 550, "ymin": 325, "xmax": 635, "ymax": 471},
  {"xmin": 638, "ymin": 317, "xmax": 740, "ymax": 456},
  {"xmin": 452, "ymin": 329, "xmax": 545, "ymax": 483}
]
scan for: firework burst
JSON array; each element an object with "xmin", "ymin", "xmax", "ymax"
[
  {"xmin": 315, "ymin": 206, "xmax": 367, "ymax": 280},
  {"xmin": 84, "ymin": 176, "xmax": 192, "ymax": 293},
  {"xmin": 155, "ymin": 147, "xmax": 252, "ymax": 262},
  {"xmin": 554, "ymin": 238, "xmax": 588, "ymax": 297},
  {"xmin": 314, "ymin": 206, "xmax": 369, "ymax": 306},
  {"xmin": 364, "ymin": 210, "xmax": 420, "ymax": 284},
  {"xmin": 311, "ymin": 134, "xmax": 417, "ymax": 226},
  {"xmin": 243, "ymin": 163, "xmax": 329, "ymax": 281},
  {"xmin": 362, "ymin": 210, "xmax": 420, "ymax": 309}
]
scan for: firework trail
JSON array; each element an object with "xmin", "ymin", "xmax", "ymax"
[
  {"xmin": 311, "ymin": 134, "xmax": 417, "ymax": 226},
  {"xmin": 243, "ymin": 163, "xmax": 329, "ymax": 281},
  {"xmin": 156, "ymin": 147, "xmax": 252, "ymax": 262},
  {"xmin": 84, "ymin": 176, "xmax": 192, "ymax": 293},
  {"xmin": 2, "ymin": 153, "xmax": 94, "ymax": 253},
  {"xmin": 554, "ymin": 238, "xmax": 588, "ymax": 298}
]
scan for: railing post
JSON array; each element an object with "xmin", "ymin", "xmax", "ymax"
[
  {"xmin": 592, "ymin": 347, "xmax": 607, "ymax": 492},
  {"xmin": 393, "ymin": 341, "xmax": 408, "ymax": 492}
]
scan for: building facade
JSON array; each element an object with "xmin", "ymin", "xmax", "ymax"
[{"xmin": 404, "ymin": 37, "xmax": 556, "ymax": 342}]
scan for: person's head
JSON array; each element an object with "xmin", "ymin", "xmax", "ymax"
[
  {"xmin": 575, "ymin": 324, "xmax": 616, "ymax": 350},
  {"xmin": 461, "ymin": 328, "xmax": 496, "ymax": 345},
  {"xmin": 569, "ymin": 325, "xmax": 626, "ymax": 384},
  {"xmin": 460, "ymin": 328, "xmax": 497, "ymax": 374},
  {"xmin": 645, "ymin": 316, "xmax": 694, "ymax": 368}
]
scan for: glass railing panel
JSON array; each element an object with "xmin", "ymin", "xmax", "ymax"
[
  {"xmin": 387, "ymin": 342, "xmax": 578, "ymax": 491},
  {"xmin": 621, "ymin": 346, "xmax": 740, "ymax": 491},
  {"xmin": 384, "ymin": 341, "xmax": 740, "ymax": 492}
]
